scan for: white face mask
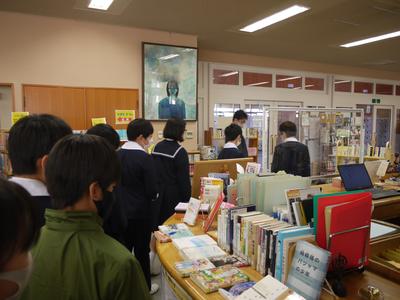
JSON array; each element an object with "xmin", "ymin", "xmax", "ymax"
[{"xmin": 0, "ymin": 253, "xmax": 33, "ymax": 300}]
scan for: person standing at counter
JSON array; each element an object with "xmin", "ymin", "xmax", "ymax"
[
  {"xmin": 271, "ymin": 121, "xmax": 310, "ymax": 177},
  {"xmin": 152, "ymin": 118, "xmax": 191, "ymax": 225}
]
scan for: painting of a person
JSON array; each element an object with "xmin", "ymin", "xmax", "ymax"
[{"xmin": 158, "ymin": 80, "xmax": 186, "ymax": 120}]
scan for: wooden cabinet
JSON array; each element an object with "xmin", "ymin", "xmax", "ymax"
[{"xmin": 23, "ymin": 84, "xmax": 139, "ymax": 130}]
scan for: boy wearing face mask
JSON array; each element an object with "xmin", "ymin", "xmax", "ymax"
[
  {"xmin": 218, "ymin": 124, "xmax": 245, "ymax": 160},
  {"xmin": 232, "ymin": 110, "xmax": 249, "ymax": 157},
  {"xmin": 0, "ymin": 179, "xmax": 40, "ymax": 300},
  {"xmin": 115, "ymin": 118, "xmax": 159, "ymax": 295},
  {"xmin": 20, "ymin": 135, "xmax": 150, "ymax": 300}
]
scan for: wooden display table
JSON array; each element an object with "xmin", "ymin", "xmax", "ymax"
[{"xmin": 156, "ymin": 214, "xmax": 400, "ymax": 300}]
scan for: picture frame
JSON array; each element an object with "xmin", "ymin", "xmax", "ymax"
[{"xmin": 142, "ymin": 42, "xmax": 198, "ymax": 121}]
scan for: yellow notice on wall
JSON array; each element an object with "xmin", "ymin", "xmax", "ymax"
[
  {"xmin": 115, "ymin": 110, "xmax": 135, "ymax": 125},
  {"xmin": 91, "ymin": 117, "xmax": 107, "ymax": 126},
  {"xmin": 11, "ymin": 112, "xmax": 29, "ymax": 125}
]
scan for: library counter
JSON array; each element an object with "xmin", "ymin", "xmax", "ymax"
[{"xmin": 156, "ymin": 214, "xmax": 400, "ymax": 300}]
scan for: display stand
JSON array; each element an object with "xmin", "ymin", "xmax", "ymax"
[{"xmin": 262, "ymin": 107, "xmax": 365, "ymax": 176}]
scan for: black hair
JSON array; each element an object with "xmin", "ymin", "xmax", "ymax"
[
  {"xmin": 86, "ymin": 124, "xmax": 120, "ymax": 150},
  {"xmin": 232, "ymin": 110, "xmax": 248, "ymax": 121},
  {"xmin": 7, "ymin": 114, "xmax": 72, "ymax": 175},
  {"xmin": 279, "ymin": 121, "xmax": 297, "ymax": 137},
  {"xmin": 45, "ymin": 135, "xmax": 121, "ymax": 209},
  {"xmin": 163, "ymin": 118, "xmax": 186, "ymax": 142},
  {"xmin": 0, "ymin": 178, "xmax": 40, "ymax": 270},
  {"xmin": 166, "ymin": 80, "xmax": 179, "ymax": 97},
  {"xmin": 127, "ymin": 118, "xmax": 154, "ymax": 141},
  {"xmin": 224, "ymin": 124, "xmax": 242, "ymax": 143}
]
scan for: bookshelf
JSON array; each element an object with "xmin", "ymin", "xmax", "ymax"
[
  {"xmin": 0, "ymin": 130, "xmax": 12, "ymax": 177},
  {"xmin": 188, "ymin": 150, "xmax": 201, "ymax": 177}
]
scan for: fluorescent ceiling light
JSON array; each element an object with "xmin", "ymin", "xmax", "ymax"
[
  {"xmin": 159, "ymin": 54, "xmax": 179, "ymax": 61},
  {"xmin": 305, "ymin": 85, "xmax": 314, "ymax": 88},
  {"xmin": 293, "ymin": 87, "xmax": 302, "ymax": 90},
  {"xmin": 334, "ymin": 80, "xmax": 350, "ymax": 84},
  {"xmin": 88, "ymin": 0, "xmax": 114, "ymax": 10},
  {"xmin": 247, "ymin": 81, "xmax": 270, "ymax": 86},
  {"xmin": 240, "ymin": 5, "xmax": 310, "ymax": 33},
  {"xmin": 219, "ymin": 71, "xmax": 239, "ymax": 77},
  {"xmin": 277, "ymin": 76, "xmax": 301, "ymax": 82},
  {"xmin": 340, "ymin": 30, "xmax": 400, "ymax": 48}
]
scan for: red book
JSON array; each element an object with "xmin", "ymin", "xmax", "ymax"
[
  {"xmin": 325, "ymin": 197, "xmax": 372, "ymax": 269},
  {"xmin": 203, "ymin": 193, "xmax": 224, "ymax": 232},
  {"xmin": 315, "ymin": 192, "xmax": 371, "ymax": 249}
]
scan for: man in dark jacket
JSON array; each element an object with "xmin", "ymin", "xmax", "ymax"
[
  {"xmin": 271, "ymin": 121, "xmax": 310, "ymax": 177},
  {"xmin": 232, "ymin": 110, "xmax": 248, "ymax": 157}
]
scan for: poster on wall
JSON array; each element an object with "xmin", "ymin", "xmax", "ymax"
[{"xmin": 143, "ymin": 42, "xmax": 198, "ymax": 121}]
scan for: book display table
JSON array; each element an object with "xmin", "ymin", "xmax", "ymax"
[{"xmin": 156, "ymin": 213, "xmax": 400, "ymax": 300}]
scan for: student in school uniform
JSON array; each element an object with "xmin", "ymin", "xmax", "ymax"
[
  {"xmin": 232, "ymin": 110, "xmax": 249, "ymax": 157},
  {"xmin": 271, "ymin": 121, "xmax": 311, "ymax": 177},
  {"xmin": 0, "ymin": 178, "xmax": 41, "ymax": 300},
  {"xmin": 20, "ymin": 134, "xmax": 150, "ymax": 300},
  {"xmin": 218, "ymin": 124, "xmax": 245, "ymax": 160},
  {"xmin": 7, "ymin": 114, "xmax": 72, "ymax": 227},
  {"xmin": 86, "ymin": 124, "xmax": 126, "ymax": 244},
  {"xmin": 152, "ymin": 118, "xmax": 191, "ymax": 226},
  {"xmin": 115, "ymin": 118, "xmax": 159, "ymax": 295}
]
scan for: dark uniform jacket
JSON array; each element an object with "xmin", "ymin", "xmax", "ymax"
[
  {"xmin": 218, "ymin": 142, "xmax": 244, "ymax": 160},
  {"xmin": 152, "ymin": 139, "xmax": 191, "ymax": 225},
  {"xmin": 271, "ymin": 139, "xmax": 310, "ymax": 177}
]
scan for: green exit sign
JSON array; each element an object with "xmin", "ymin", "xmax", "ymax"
[{"xmin": 372, "ymin": 98, "xmax": 381, "ymax": 104}]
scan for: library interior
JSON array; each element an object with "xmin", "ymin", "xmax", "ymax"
[{"xmin": 1, "ymin": 0, "xmax": 400, "ymax": 299}]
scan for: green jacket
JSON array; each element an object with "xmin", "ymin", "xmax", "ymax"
[{"xmin": 21, "ymin": 209, "xmax": 151, "ymax": 300}]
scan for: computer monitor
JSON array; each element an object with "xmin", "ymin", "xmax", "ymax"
[{"xmin": 338, "ymin": 163, "xmax": 373, "ymax": 191}]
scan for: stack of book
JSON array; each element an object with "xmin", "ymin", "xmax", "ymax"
[
  {"xmin": 200, "ymin": 177, "xmax": 224, "ymax": 204},
  {"xmin": 173, "ymin": 234, "xmax": 227, "ymax": 260},
  {"xmin": 158, "ymin": 223, "xmax": 194, "ymax": 239}
]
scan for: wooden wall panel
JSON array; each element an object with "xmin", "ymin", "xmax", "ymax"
[
  {"xmin": 23, "ymin": 85, "xmax": 86, "ymax": 129},
  {"xmin": 85, "ymin": 88, "xmax": 139, "ymax": 130},
  {"xmin": 23, "ymin": 85, "xmax": 139, "ymax": 130}
]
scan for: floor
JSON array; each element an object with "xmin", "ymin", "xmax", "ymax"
[{"xmin": 151, "ymin": 273, "xmax": 163, "ymax": 300}]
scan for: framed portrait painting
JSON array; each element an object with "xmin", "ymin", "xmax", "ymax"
[{"xmin": 143, "ymin": 42, "xmax": 198, "ymax": 121}]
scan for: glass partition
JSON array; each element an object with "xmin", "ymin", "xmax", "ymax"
[{"xmin": 262, "ymin": 107, "xmax": 364, "ymax": 176}]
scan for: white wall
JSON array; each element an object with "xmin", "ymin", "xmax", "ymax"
[{"xmin": 0, "ymin": 11, "xmax": 198, "ymax": 149}]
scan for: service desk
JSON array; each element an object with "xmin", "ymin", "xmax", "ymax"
[
  {"xmin": 156, "ymin": 214, "xmax": 400, "ymax": 300},
  {"xmin": 318, "ymin": 184, "xmax": 400, "ymax": 221}
]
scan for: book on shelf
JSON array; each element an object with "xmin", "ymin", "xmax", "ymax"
[
  {"xmin": 208, "ymin": 172, "xmax": 230, "ymax": 195},
  {"xmin": 245, "ymin": 162, "xmax": 261, "ymax": 175},
  {"xmin": 172, "ymin": 234, "xmax": 217, "ymax": 251},
  {"xmin": 174, "ymin": 258, "xmax": 215, "ymax": 277},
  {"xmin": 158, "ymin": 223, "xmax": 194, "ymax": 239},
  {"xmin": 180, "ymin": 245, "xmax": 227, "ymax": 261},
  {"xmin": 227, "ymin": 183, "xmax": 238, "ymax": 205},
  {"xmin": 190, "ymin": 265, "xmax": 249, "ymax": 294},
  {"xmin": 218, "ymin": 281, "xmax": 256, "ymax": 299},
  {"xmin": 285, "ymin": 187, "xmax": 321, "ymax": 225},
  {"xmin": 236, "ymin": 275, "xmax": 290, "ymax": 300},
  {"xmin": 203, "ymin": 192, "xmax": 224, "ymax": 232},
  {"xmin": 209, "ymin": 255, "xmax": 249, "ymax": 268},
  {"xmin": 175, "ymin": 202, "xmax": 210, "ymax": 213},
  {"xmin": 183, "ymin": 197, "xmax": 202, "ymax": 226},
  {"xmin": 286, "ymin": 241, "xmax": 330, "ymax": 300}
]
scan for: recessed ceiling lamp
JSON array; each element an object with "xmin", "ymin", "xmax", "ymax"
[
  {"xmin": 277, "ymin": 76, "xmax": 301, "ymax": 82},
  {"xmin": 240, "ymin": 5, "xmax": 310, "ymax": 33},
  {"xmin": 159, "ymin": 54, "xmax": 180, "ymax": 61},
  {"xmin": 88, "ymin": 0, "xmax": 114, "ymax": 10},
  {"xmin": 247, "ymin": 81, "xmax": 270, "ymax": 86},
  {"xmin": 219, "ymin": 71, "xmax": 239, "ymax": 77},
  {"xmin": 340, "ymin": 30, "xmax": 400, "ymax": 47}
]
